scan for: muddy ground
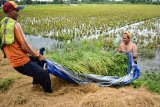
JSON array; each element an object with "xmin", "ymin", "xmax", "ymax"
[{"xmin": 0, "ymin": 51, "xmax": 160, "ymax": 107}]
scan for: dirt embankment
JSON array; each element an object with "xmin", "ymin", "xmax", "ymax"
[{"xmin": 0, "ymin": 52, "xmax": 160, "ymax": 107}]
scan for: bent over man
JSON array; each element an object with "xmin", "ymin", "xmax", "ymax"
[{"xmin": 0, "ymin": 1, "xmax": 52, "ymax": 93}]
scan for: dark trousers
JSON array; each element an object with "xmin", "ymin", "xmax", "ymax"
[{"xmin": 14, "ymin": 60, "xmax": 52, "ymax": 93}]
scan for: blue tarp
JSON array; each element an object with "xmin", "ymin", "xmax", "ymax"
[{"xmin": 45, "ymin": 52, "xmax": 140, "ymax": 86}]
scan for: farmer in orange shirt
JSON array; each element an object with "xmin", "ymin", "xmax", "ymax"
[
  {"xmin": 0, "ymin": 1, "xmax": 52, "ymax": 93},
  {"xmin": 118, "ymin": 32, "xmax": 138, "ymax": 64}
]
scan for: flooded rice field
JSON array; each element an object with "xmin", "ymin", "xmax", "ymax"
[{"xmin": 26, "ymin": 18, "xmax": 160, "ymax": 72}]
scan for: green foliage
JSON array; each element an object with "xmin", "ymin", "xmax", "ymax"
[
  {"xmin": 143, "ymin": 72, "xmax": 160, "ymax": 94},
  {"xmin": 131, "ymin": 72, "xmax": 160, "ymax": 94},
  {"xmin": 0, "ymin": 75, "xmax": 21, "ymax": 91},
  {"xmin": 131, "ymin": 79, "xmax": 145, "ymax": 88},
  {"xmin": 1, "ymin": 5, "xmax": 160, "ymax": 51},
  {"xmin": 47, "ymin": 40, "xmax": 128, "ymax": 76},
  {"xmin": 1, "ymin": 4, "xmax": 160, "ymax": 40}
]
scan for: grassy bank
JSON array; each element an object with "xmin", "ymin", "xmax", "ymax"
[{"xmin": 132, "ymin": 72, "xmax": 160, "ymax": 94}]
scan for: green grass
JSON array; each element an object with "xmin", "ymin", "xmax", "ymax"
[
  {"xmin": 0, "ymin": 75, "xmax": 21, "ymax": 91},
  {"xmin": 1, "ymin": 4, "xmax": 160, "ymax": 51},
  {"xmin": 131, "ymin": 72, "xmax": 160, "ymax": 94},
  {"xmin": 1, "ymin": 4, "xmax": 160, "ymax": 40}
]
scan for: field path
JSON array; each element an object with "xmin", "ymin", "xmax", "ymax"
[{"xmin": 0, "ymin": 56, "xmax": 160, "ymax": 107}]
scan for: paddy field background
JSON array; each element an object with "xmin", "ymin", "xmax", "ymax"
[{"xmin": 0, "ymin": 4, "xmax": 160, "ymax": 107}]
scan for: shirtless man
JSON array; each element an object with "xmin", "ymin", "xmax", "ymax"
[{"xmin": 118, "ymin": 32, "xmax": 138, "ymax": 63}]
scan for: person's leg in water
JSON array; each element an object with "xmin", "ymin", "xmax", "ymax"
[{"xmin": 14, "ymin": 61, "xmax": 52, "ymax": 93}]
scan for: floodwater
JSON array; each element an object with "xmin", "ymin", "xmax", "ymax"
[
  {"xmin": 26, "ymin": 18, "xmax": 160, "ymax": 72},
  {"xmin": 138, "ymin": 50, "xmax": 160, "ymax": 72},
  {"xmin": 26, "ymin": 35, "xmax": 64, "ymax": 50},
  {"xmin": 26, "ymin": 35, "xmax": 160, "ymax": 72}
]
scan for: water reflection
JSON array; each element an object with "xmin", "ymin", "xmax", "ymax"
[{"xmin": 26, "ymin": 35, "xmax": 63, "ymax": 51}]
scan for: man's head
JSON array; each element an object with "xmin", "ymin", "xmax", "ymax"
[
  {"xmin": 122, "ymin": 32, "xmax": 131, "ymax": 45},
  {"xmin": 2, "ymin": 1, "xmax": 24, "ymax": 20}
]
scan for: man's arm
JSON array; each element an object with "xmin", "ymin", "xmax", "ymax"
[
  {"xmin": 118, "ymin": 43, "xmax": 123, "ymax": 52},
  {"xmin": 14, "ymin": 22, "xmax": 45, "ymax": 60},
  {"xmin": 132, "ymin": 43, "xmax": 138, "ymax": 59}
]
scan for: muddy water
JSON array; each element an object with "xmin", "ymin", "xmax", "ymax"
[
  {"xmin": 138, "ymin": 50, "xmax": 160, "ymax": 72},
  {"xmin": 26, "ymin": 35, "xmax": 64, "ymax": 50},
  {"xmin": 26, "ymin": 18, "xmax": 160, "ymax": 72},
  {"xmin": 26, "ymin": 35, "xmax": 160, "ymax": 72}
]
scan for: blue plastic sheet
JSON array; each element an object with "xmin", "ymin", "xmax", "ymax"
[{"xmin": 45, "ymin": 52, "xmax": 140, "ymax": 86}]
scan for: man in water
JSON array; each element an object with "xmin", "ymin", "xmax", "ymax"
[{"xmin": 118, "ymin": 32, "xmax": 138, "ymax": 64}]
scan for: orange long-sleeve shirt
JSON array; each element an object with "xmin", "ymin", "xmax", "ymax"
[{"xmin": 3, "ymin": 22, "xmax": 40, "ymax": 67}]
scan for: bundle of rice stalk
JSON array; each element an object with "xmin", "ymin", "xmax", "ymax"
[
  {"xmin": 49, "ymin": 50, "xmax": 128, "ymax": 77},
  {"xmin": 79, "ymin": 52, "xmax": 112, "ymax": 75}
]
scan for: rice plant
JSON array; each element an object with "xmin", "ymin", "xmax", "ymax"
[{"xmin": 46, "ymin": 40, "xmax": 128, "ymax": 76}]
